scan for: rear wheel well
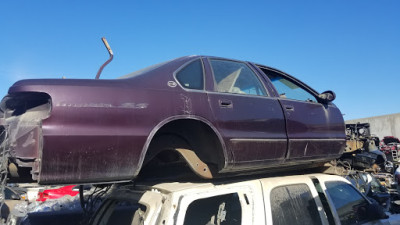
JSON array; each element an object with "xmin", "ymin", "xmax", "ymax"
[{"xmin": 143, "ymin": 119, "xmax": 225, "ymax": 174}]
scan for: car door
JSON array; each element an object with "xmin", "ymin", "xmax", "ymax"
[
  {"xmin": 204, "ymin": 58, "xmax": 287, "ymax": 169},
  {"xmin": 257, "ymin": 66, "xmax": 346, "ymax": 161},
  {"xmin": 322, "ymin": 180, "xmax": 383, "ymax": 225}
]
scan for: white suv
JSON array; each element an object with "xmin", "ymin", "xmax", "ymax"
[{"xmin": 90, "ymin": 174, "xmax": 399, "ymax": 225}]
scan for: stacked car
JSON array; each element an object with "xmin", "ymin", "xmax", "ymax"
[{"xmin": 1, "ymin": 55, "xmax": 399, "ymax": 224}]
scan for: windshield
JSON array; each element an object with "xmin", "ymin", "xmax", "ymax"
[{"xmin": 117, "ymin": 59, "xmax": 174, "ymax": 79}]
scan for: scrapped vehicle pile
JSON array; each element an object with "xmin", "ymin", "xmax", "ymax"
[
  {"xmin": 380, "ymin": 136, "xmax": 400, "ymax": 159},
  {"xmin": 341, "ymin": 123, "xmax": 393, "ymax": 173},
  {"xmin": 0, "ymin": 50, "xmax": 399, "ymax": 224}
]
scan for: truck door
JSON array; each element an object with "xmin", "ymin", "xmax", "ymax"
[
  {"xmin": 257, "ymin": 67, "xmax": 346, "ymax": 161},
  {"xmin": 174, "ymin": 181, "xmax": 265, "ymax": 225},
  {"xmin": 260, "ymin": 176, "xmax": 329, "ymax": 225}
]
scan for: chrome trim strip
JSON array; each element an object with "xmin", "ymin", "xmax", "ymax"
[
  {"xmin": 230, "ymin": 138, "xmax": 287, "ymax": 142},
  {"xmin": 289, "ymin": 139, "xmax": 345, "ymax": 141},
  {"xmin": 205, "ymin": 91, "xmax": 277, "ymax": 100}
]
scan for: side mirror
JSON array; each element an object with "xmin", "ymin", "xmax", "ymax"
[
  {"xmin": 366, "ymin": 201, "xmax": 388, "ymax": 220},
  {"xmin": 318, "ymin": 90, "xmax": 336, "ymax": 103},
  {"xmin": 10, "ymin": 194, "xmax": 20, "ymax": 200}
]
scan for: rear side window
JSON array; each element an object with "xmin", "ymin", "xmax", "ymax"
[
  {"xmin": 176, "ymin": 59, "xmax": 204, "ymax": 90},
  {"xmin": 270, "ymin": 184, "xmax": 322, "ymax": 225},
  {"xmin": 325, "ymin": 181, "xmax": 370, "ymax": 225},
  {"xmin": 210, "ymin": 59, "xmax": 267, "ymax": 96},
  {"xmin": 183, "ymin": 193, "xmax": 242, "ymax": 225}
]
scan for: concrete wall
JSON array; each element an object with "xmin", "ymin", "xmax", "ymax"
[{"xmin": 346, "ymin": 113, "xmax": 400, "ymax": 139}]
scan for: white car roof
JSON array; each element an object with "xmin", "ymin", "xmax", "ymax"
[{"xmin": 134, "ymin": 173, "xmax": 349, "ymax": 194}]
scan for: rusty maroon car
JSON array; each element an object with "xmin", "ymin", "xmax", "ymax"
[{"xmin": 0, "ymin": 56, "xmax": 346, "ymax": 184}]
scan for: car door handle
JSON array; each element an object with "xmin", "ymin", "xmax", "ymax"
[
  {"xmin": 285, "ymin": 105, "xmax": 294, "ymax": 111},
  {"xmin": 219, "ymin": 100, "xmax": 233, "ymax": 108}
]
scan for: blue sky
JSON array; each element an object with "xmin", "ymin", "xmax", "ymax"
[{"xmin": 1, "ymin": 1, "xmax": 399, "ymax": 120}]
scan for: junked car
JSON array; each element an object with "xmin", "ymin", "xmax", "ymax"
[
  {"xmin": 89, "ymin": 174, "xmax": 394, "ymax": 225},
  {"xmin": 0, "ymin": 56, "xmax": 346, "ymax": 184},
  {"xmin": 380, "ymin": 136, "xmax": 400, "ymax": 155}
]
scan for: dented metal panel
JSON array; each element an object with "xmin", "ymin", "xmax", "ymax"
[{"xmin": 0, "ymin": 55, "xmax": 346, "ymax": 185}]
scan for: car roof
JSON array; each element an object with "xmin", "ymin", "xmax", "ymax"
[{"xmin": 133, "ymin": 173, "xmax": 346, "ymax": 194}]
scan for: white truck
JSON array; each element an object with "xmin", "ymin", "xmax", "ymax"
[{"xmin": 89, "ymin": 173, "xmax": 400, "ymax": 225}]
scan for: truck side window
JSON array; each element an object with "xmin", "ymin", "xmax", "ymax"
[
  {"xmin": 325, "ymin": 181, "xmax": 370, "ymax": 225},
  {"xmin": 271, "ymin": 184, "xmax": 323, "ymax": 225},
  {"xmin": 183, "ymin": 193, "xmax": 242, "ymax": 225}
]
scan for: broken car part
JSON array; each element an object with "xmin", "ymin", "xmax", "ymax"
[
  {"xmin": 95, "ymin": 37, "xmax": 113, "ymax": 80},
  {"xmin": 1, "ymin": 56, "xmax": 345, "ymax": 184}
]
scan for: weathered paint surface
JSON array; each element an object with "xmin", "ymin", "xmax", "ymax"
[{"xmin": 1, "ymin": 55, "xmax": 346, "ymax": 184}]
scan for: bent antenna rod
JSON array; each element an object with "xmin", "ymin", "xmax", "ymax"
[{"xmin": 95, "ymin": 37, "xmax": 113, "ymax": 79}]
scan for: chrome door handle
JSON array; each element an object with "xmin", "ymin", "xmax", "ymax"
[
  {"xmin": 219, "ymin": 100, "xmax": 233, "ymax": 108},
  {"xmin": 285, "ymin": 105, "xmax": 294, "ymax": 111}
]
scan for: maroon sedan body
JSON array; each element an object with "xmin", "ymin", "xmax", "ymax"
[{"xmin": 0, "ymin": 56, "xmax": 346, "ymax": 184}]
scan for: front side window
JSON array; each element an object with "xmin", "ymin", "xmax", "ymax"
[
  {"xmin": 325, "ymin": 181, "xmax": 370, "ymax": 225},
  {"xmin": 183, "ymin": 193, "xmax": 242, "ymax": 225},
  {"xmin": 210, "ymin": 59, "xmax": 267, "ymax": 96},
  {"xmin": 176, "ymin": 59, "xmax": 204, "ymax": 90},
  {"xmin": 270, "ymin": 184, "xmax": 323, "ymax": 225},
  {"xmin": 263, "ymin": 70, "xmax": 317, "ymax": 102}
]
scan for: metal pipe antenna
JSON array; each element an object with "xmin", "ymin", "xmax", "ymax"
[{"xmin": 95, "ymin": 37, "xmax": 114, "ymax": 79}]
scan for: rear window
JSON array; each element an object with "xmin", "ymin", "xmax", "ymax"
[
  {"xmin": 118, "ymin": 59, "xmax": 174, "ymax": 79},
  {"xmin": 270, "ymin": 184, "xmax": 322, "ymax": 225}
]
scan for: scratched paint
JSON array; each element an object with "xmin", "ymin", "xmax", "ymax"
[{"xmin": 180, "ymin": 94, "xmax": 192, "ymax": 115}]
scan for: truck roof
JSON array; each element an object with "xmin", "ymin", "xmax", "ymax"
[{"xmin": 133, "ymin": 173, "xmax": 345, "ymax": 194}]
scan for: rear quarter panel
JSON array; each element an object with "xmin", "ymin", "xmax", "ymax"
[{"xmin": 6, "ymin": 57, "xmax": 214, "ymax": 184}]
